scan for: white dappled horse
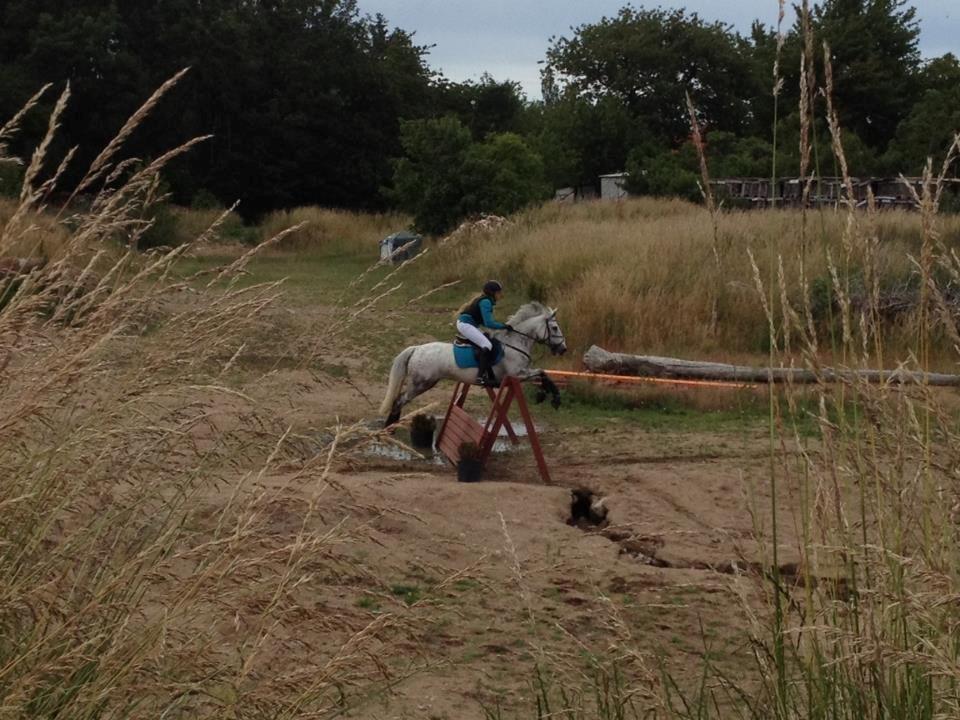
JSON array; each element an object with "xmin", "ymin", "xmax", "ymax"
[{"xmin": 379, "ymin": 301, "xmax": 567, "ymax": 426}]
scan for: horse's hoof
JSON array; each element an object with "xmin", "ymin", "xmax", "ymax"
[
  {"xmin": 551, "ymin": 396, "xmax": 562, "ymax": 409},
  {"xmin": 534, "ymin": 390, "xmax": 547, "ymax": 404}
]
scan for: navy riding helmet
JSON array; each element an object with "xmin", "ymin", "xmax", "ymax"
[{"xmin": 483, "ymin": 280, "xmax": 503, "ymax": 296}]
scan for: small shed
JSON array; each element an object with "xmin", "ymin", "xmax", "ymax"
[
  {"xmin": 599, "ymin": 172, "xmax": 630, "ymax": 200},
  {"xmin": 379, "ymin": 230, "xmax": 422, "ymax": 263}
]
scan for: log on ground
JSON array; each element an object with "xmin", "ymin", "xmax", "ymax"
[{"xmin": 582, "ymin": 345, "xmax": 960, "ymax": 387}]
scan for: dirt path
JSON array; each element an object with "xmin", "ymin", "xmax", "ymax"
[
  {"xmin": 217, "ymin": 363, "xmax": 803, "ymax": 718},
  {"xmin": 160, "ymin": 286, "xmax": 804, "ymax": 717}
]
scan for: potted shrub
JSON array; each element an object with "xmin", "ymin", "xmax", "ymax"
[
  {"xmin": 409, "ymin": 413, "xmax": 436, "ymax": 450},
  {"xmin": 457, "ymin": 441, "xmax": 483, "ymax": 483}
]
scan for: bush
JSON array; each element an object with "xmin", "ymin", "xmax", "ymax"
[
  {"xmin": 260, "ymin": 207, "xmax": 410, "ymax": 255},
  {"xmin": 390, "ymin": 118, "xmax": 549, "ymax": 234},
  {"xmin": 459, "ymin": 132, "xmax": 551, "ymax": 218},
  {"xmin": 138, "ymin": 201, "xmax": 179, "ymax": 250},
  {"xmin": 389, "ymin": 116, "xmax": 474, "ymax": 235},
  {"xmin": 0, "ymin": 161, "xmax": 23, "ymax": 198},
  {"xmin": 190, "ymin": 188, "xmax": 222, "ymax": 210},
  {"xmin": 624, "ymin": 147, "xmax": 700, "ymax": 201}
]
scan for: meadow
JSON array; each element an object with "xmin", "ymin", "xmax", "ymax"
[
  {"xmin": 4, "ymin": 70, "xmax": 960, "ymax": 720},
  {"xmin": 178, "ymin": 196, "xmax": 960, "ymax": 369}
]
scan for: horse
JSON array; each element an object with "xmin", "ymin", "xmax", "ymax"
[{"xmin": 379, "ymin": 301, "xmax": 567, "ymax": 426}]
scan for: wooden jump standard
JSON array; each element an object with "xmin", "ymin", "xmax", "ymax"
[{"xmin": 436, "ymin": 376, "xmax": 552, "ymax": 484}]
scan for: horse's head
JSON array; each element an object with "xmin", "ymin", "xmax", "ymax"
[
  {"xmin": 509, "ymin": 302, "xmax": 567, "ymax": 356},
  {"xmin": 544, "ymin": 308, "xmax": 567, "ymax": 356}
]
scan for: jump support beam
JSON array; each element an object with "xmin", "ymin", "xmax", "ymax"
[{"xmin": 436, "ymin": 376, "xmax": 552, "ymax": 484}]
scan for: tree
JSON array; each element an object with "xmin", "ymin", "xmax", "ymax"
[
  {"xmin": 0, "ymin": 0, "xmax": 142, "ymax": 169},
  {"xmin": 460, "ymin": 133, "xmax": 550, "ymax": 217},
  {"xmin": 704, "ymin": 132, "xmax": 774, "ymax": 178},
  {"xmin": 624, "ymin": 146, "xmax": 699, "ymax": 200},
  {"xmin": 544, "ymin": 6, "xmax": 764, "ymax": 141},
  {"xmin": 624, "ymin": 131, "xmax": 779, "ymax": 200},
  {"xmin": 389, "ymin": 116, "xmax": 473, "ymax": 234},
  {"xmin": 884, "ymin": 54, "xmax": 960, "ymax": 174},
  {"xmin": 0, "ymin": 0, "xmax": 438, "ymax": 217},
  {"xmin": 523, "ymin": 93, "xmax": 651, "ymax": 191},
  {"xmin": 813, "ymin": 0, "xmax": 921, "ymax": 150},
  {"xmin": 389, "ymin": 119, "xmax": 548, "ymax": 234},
  {"xmin": 435, "ymin": 74, "xmax": 526, "ymax": 140}
]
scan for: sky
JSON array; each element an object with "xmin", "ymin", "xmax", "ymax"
[{"xmin": 359, "ymin": 0, "xmax": 958, "ymax": 99}]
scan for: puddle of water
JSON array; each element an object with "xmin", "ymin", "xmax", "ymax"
[
  {"xmin": 357, "ymin": 412, "xmax": 542, "ymax": 466},
  {"xmin": 495, "ymin": 423, "xmax": 530, "ymax": 438},
  {"xmin": 361, "ymin": 437, "xmax": 523, "ymax": 464},
  {"xmin": 488, "ymin": 417, "xmax": 538, "ymax": 453},
  {"xmin": 363, "ymin": 442, "xmax": 447, "ymax": 466},
  {"xmin": 361, "ymin": 414, "xmax": 533, "ymax": 465}
]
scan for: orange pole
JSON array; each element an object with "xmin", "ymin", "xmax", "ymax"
[{"xmin": 544, "ymin": 369, "xmax": 758, "ymax": 390}]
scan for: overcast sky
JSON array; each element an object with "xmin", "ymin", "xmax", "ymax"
[{"xmin": 359, "ymin": 0, "xmax": 958, "ymax": 99}]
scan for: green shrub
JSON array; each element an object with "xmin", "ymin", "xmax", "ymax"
[
  {"xmin": 138, "ymin": 201, "xmax": 179, "ymax": 250},
  {"xmin": 0, "ymin": 161, "xmax": 23, "ymax": 198}
]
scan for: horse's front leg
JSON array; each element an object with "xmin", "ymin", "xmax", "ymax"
[{"xmin": 514, "ymin": 369, "xmax": 562, "ymax": 408}]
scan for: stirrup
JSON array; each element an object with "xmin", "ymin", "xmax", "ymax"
[{"xmin": 476, "ymin": 370, "xmax": 499, "ymax": 387}]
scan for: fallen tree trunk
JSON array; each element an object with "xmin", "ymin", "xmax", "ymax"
[{"xmin": 582, "ymin": 345, "xmax": 960, "ymax": 387}]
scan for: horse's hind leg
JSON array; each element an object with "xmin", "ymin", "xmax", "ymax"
[
  {"xmin": 385, "ymin": 376, "xmax": 438, "ymax": 427},
  {"xmin": 385, "ymin": 406, "xmax": 402, "ymax": 428}
]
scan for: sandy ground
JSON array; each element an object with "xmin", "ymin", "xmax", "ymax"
[
  {"xmin": 150, "ymin": 285, "xmax": 803, "ymax": 718},
  {"xmin": 207, "ymin": 360, "xmax": 804, "ymax": 719}
]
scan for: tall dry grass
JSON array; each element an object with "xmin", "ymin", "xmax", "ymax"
[
  {"xmin": 169, "ymin": 204, "xmax": 250, "ymax": 246},
  {"xmin": 0, "ymin": 76, "xmax": 431, "ymax": 718},
  {"xmin": 717, "ymin": 36, "xmax": 960, "ymax": 718},
  {"xmin": 0, "ymin": 196, "xmax": 73, "ymax": 260},
  {"xmin": 260, "ymin": 206, "xmax": 411, "ymax": 255},
  {"xmin": 481, "ymin": 4, "xmax": 960, "ymax": 717},
  {"xmin": 654, "ymin": 14, "xmax": 960, "ymax": 720},
  {"xmin": 421, "ymin": 200, "xmax": 960, "ymax": 366}
]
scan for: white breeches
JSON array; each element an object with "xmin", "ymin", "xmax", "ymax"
[{"xmin": 456, "ymin": 321, "xmax": 492, "ymax": 350}]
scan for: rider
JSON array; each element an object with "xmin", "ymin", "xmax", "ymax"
[{"xmin": 456, "ymin": 280, "xmax": 511, "ymax": 386}]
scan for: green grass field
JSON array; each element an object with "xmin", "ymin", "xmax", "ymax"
[{"xmin": 172, "ymin": 240, "xmax": 861, "ymax": 449}]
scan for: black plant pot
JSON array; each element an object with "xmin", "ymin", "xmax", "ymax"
[
  {"xmin": 410, "ymin": 426, "xmax": 434, "ymax": 450},
  {"xmin": 457, "ymin": 458, "xmax": 483, "ymax": 483},
  {"xmin": 409, "ymin": 414, "xmax": 436, "ymax": 450}
]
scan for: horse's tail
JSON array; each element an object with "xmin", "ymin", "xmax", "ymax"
[{"xmin": 379, "ymin": 346, "xmax": 416, "ymax": 416}]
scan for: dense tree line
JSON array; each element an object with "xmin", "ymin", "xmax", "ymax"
[
  {"xmin": 0, "ymin": 0, "xmax": 957, "ymax": 232},
  {"xmin": 0, "ymin": 0, "xmax": 438, "ymax": 217},
  {"xmin": 536, "ymin": 1, "xmax": 958, "ymax": 201}
]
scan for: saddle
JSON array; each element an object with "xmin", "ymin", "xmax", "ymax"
[{"xmin": 454, "ymin": 333, "xmax": 503, "ymax": 362}]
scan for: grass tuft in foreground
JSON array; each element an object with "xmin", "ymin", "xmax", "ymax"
[{"xmin": 0, "ymin": 75, "xmax": 433, "ymax": 719}]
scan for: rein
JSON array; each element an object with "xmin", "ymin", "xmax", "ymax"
[
  {"xmin": 502, "ymin": 317, "xmax": 563, "ymax": 355},
  {"xmin": 500, "ymin": 340, "xmax": 532, "ymax": 360},
  {"xmin": 505, "ymin": 326, "xmax": 537, "ymax": 341}
]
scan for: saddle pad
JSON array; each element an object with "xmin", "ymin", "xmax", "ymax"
[{"xmin": 452, "ymin": 338, "xmax": 505, "ymax": 369}]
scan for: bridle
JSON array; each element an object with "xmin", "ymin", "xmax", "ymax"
[{"xmin": 502, "ymin": 315, "xmax": 565, "ymax": 358}]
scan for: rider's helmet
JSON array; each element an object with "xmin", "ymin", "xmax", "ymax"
[{"xmin": 482, "ymin": 280, "xmax": 503, "ymax": 296}]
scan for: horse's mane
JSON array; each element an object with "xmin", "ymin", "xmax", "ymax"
[{"xmin": 506, "ymin": 301, "xmax": 550, "ymax": 326}]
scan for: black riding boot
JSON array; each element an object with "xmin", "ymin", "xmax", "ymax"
[{"xmin": 477, "ymin": 348, "xmax": 499, "ymax": 387}]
